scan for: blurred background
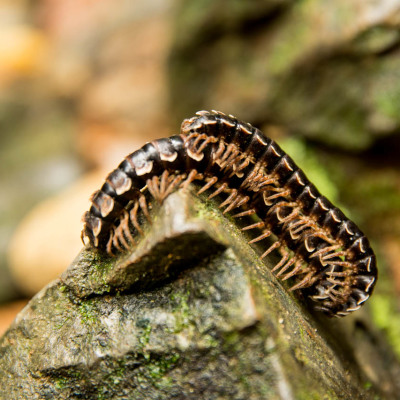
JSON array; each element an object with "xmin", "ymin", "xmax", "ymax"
[{"xmin": 1, "ymin": 0, "xmax": 400, "ymax": 358}]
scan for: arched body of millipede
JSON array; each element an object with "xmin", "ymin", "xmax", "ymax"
[{"xmin": 82, "ymin": 110, "xmax": 377, "ymax": 317}]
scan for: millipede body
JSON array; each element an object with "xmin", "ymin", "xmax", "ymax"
[{"xmin": 82, "ymin": 110, "xmax": 377, "ymax": 317}]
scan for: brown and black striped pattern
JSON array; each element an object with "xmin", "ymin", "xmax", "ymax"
[{"xmin": 82, "ymin": 111, "xmax": 377, "ymax": 317}]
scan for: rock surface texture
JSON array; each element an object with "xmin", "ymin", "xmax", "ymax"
[{"xmin": 1, "ymin": 190, "xmax": 400, "ymax": 399}]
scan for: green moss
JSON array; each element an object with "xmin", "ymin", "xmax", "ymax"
[
  {"xmin": 93, "ymin": 256, "xmax": 114, "ymax": 275},
  {"xmin": 54, "ymin": 376, "xmax": 68, "ymax": 390},
  {"xmin": 149, "ymin": 354, "xmax": 180, "ymax": 379},
  {"xmin": 52, "ymin": 369, "xmax": 83, "ymax": 392},
  {"xmin": 222, "ymin": 331, "xmax": 241, "ymax": 352},
  {"xmin": 202, "ymin": 334, "xmax": 220, "ymax": 349},
  {"xmin": 106, "ymin": 359, "xmax": 126, "ymax": 386},
  {"xmin": 52, "ymin": 292, "xmax": 73, "ymax": 329},
  {"xmin": 55, "ymin": 315, "xmax": 71, "ymax": 330},
  {"xmin": 169, "ymin": 291, "xmax": 191, "ymax": 333},
  {"xmin": 298, "ymin": 325, "xmax": 305, "ymax": 342},
  {"xmin": 137, "ymin": 319, "xmax": 152, "ymax": 349},
  {"xmin": 89, "ymin": 360, "xmax": 127, "ymax": 399},
  {"xmin": 78, "ymin": 299, "xmax": 98, "ymax": 326},
  {"xmin": 87, "ymin": 255, "xmax": 115, "ymax": 295},
  {"xmin": 135, "ymin": 353, "xmax": 181, "ymax": 390}
]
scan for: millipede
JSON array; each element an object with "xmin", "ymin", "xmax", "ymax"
[{"xmin": 82, "ymin": 110, "xmax": 377, "ymax": 317}]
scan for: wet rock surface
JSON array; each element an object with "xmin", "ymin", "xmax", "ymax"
[{"xmin": 1, "ymin": 190, "xmax": 399, "ymax": 399}]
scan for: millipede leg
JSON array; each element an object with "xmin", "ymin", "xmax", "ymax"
[
  {"xmin": 289, "ymin": 271, "xmax": 315, "ymax": 291},
  {"xmin": 208, "ymin": 182, "xmax": 228, "ymax": 199},
  {"xmin": 245, "ymin": 173, "xmax": 276, "ymax": 193},
  {"xmin": 228, "ymin": 157, "xmax": 250, "ymax": 178},
  {"xmin": 197, "ymin": 176, "xmax": 218, "ymax": 195},
  {"xmin": 112, "ymin": 230, "xmax": 124, "ymax": 253},
  {"xmin": 324, "ymin": 260, "xmax": 352, "ymax": 268},
  {"xmin": 324, "ymin": 290, "xmax": 339, "ymax": 302},
  {"xmin": 113, "ymin": 219, "xmax": 130, "ymax": 251},
  {"xmin": 155, "ymin": 170, "xmax": 180, "ymax": 202},
  {"xmin": 325, "ymin": 270, "xmax": 349, "ymax": 277},
  {"xmin": 271, "ymin": 253, "xmax": 290, "ymax": 274},
  {"xmin": 221, "ymin": 151, "xmax": 242, "ymax": 172},
  {"xmin": 139, "ymin": 195, "xmax": 151, "ymax": 223},
  {"xmin": 146, "ymin": 176, "xmax": 160, "ymax": 202},
  {"xmin": 248, "ymin": 230, "xmax": 271, "ymax": 244},
  {"xmin": 159, "ymin": 170, "xmax": 170, "ymax": 198},
  {"xmin": 239, "ymin": 164, "xmax": 272, "ymax": 192},
  {"xmin": 106, "ymin": 232, "xmax": 114, "ymax": 256},
  {"xmin": 197, "ymin": 136, "xmax": 217, "ymax": 154},
  {"xmin": 162, "ymin": 173, "xmax": 185, "ymax": 199},
  {"xmin": 181, "ymin": 169, "xmax": 199, "ymax": 189},
  {"xmin": 261, "ymin": 241, "xmax": 281, "ymax": 259},
  {"xmin": 232, "ymin": 209, "xmax": 257, "ymax": 218},
  {"xmin": 223, "ymin": 194, "xmax": 249, "ymax": 214},
  {"xmin": 257, "ymin": 176, "xmax": 277, "ymax": 189},
  {"xmin": 213, "ymin": 141, "xmax": 226, "ymax": 161},
  {"xmin": 219, "ymin": 143, "xmax": 236, "ymax": 163},
  {"xmin": 120, "ymin": 210, "xmax": 135, "ymax": 247},
  {"xmin": 242, "ymin": 221, "xmax": 265, "ymax": 231},
  {"xmin": 116, "ymin": 224, "xmax": 130, "ymax": 250},
  {"xmin": 219, "ymin": 189, "xmax": 238, "ymax": 210},
  {"xmin": 191, "ymin": 133, "xmax": 205, "ymax": 150},
  {"xmin": 129, "ymin": 201, "xmax": 143, "ymax": 235},
  {"xmin": 321, "ymin": 250, "xmax": 346, "ymax": 261},
  {"xmin": 81, "ymin": 231, "xmax": 87, "ymax": 246},
  {"xmin": 263, "ymin": 189, "xmax": 291, "ymax": 204},
  {"xmin": 289, "ymin": 221, "xmax": 313, "ymax": 238},
  {"xmin": 310, "ymin": 244, "xmax": 341, "ymax": 258},
  {"xmin": 286, "ymin": 218, "xmax": 309, "ymax": 231},
  {"xmin": 281, "ymin": 260, "xmax": 303, "ymax": 280},
  {"xmin": 275, "ymin": 258, "xmax": 297, "ymax": 277},
  {"xmin": 266, "ymin": 201, "xmax": 297, "ymax": 218},
  {"xmin": 237, "ymin": 157, "xmax": 250, "ymax": 171},
  {"xmin": 326, "ymin": 278, "xmax": 347, "ymax": 287},
  {"xmin": 279, "ymin": 208, "xmax": 300, "ymax": 225}
]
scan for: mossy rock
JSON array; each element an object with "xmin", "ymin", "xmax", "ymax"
[{"xmin": 0, "ymin": 190, "xmax": 399, "ymax": 399}]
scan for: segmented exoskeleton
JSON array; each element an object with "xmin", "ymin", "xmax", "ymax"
[{"xmin": 82, "ymin": 111, "xmax": 377, "ymax": 317}]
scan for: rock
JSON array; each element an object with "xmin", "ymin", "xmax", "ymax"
[{"xmin": 1, "ymin": 190, "xmax": 399, "ymax": 399}]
